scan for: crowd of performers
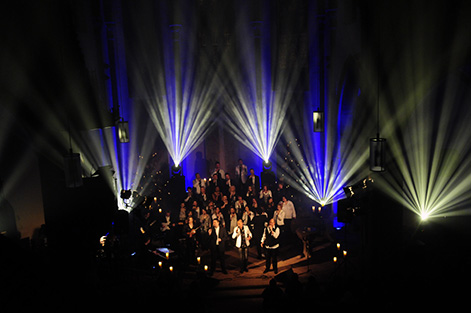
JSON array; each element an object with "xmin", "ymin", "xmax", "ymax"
[{"xmin": 134, "ymin": 159, "xmax": 300, "ymax": 275}]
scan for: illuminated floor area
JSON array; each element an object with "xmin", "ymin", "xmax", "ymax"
[{"xmin": 2, "ymin": 215, "xmax": 470, "ymax": 311}]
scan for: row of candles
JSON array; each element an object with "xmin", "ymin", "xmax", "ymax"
[
  {"xmin": 157, "ymin": 255, "xmax": 210, "ymax": 272},
  {"xmin": 333, "ymin": 242, "xmax": 347, "ymax": 263}
]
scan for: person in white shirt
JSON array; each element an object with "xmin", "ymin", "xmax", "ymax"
[
  {"xmin": 242, "ymin": 206, "xmax": 254, "ymax": 227},
  {"xmin": 274, "ymin": 204, "xmax": 285, "ymax": 229},
  {"xmin": 232, "ymin": 219, "xmax": 252, "ymax": 273},
  {"xmin": 281, "ymin": 196, "xmax": 296, "ymax": 219},
  {"xmin": 281, "ymin": 196, "xmax": 296, "ymax": 242},
  {"xmin": 229, "ymin": 207, "xmax": 238, "ymax": 234},
  {"xmin": 261, "ymin": 218, "xmax": 280, "ymax": 273},
  {"xmin": 192, "ymin": 173, "xmax": 206, "ymax": 194}
]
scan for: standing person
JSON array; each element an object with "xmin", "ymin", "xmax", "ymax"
[
  {"xmin": 273, "ymin": 204, "xmax": 285, "ymax": 235},
  {"xmin": 211, "ymin": 161, "xmax": 225, "ymax": 181},
  {"xmin": 220, "ymin": 195, "xmax": 231, "ymax": 229},
  {"xmin": 281, "ymin": 196, "xmax": 296, "ymax": 241},
  {"xmin": 212, "ymin": 186, "xmax": 223, "ymax": 207},
  {"xmin": 266, "ymin": 197, "xmax": 276, "ymax": 219},
  {"xmin": 178, "ymin": 203, "xmax": 187, "ymax": 223},
  {"xmin": 261, "ymin": 218, "xmax": 280, "ymax": 274},
  {"xmin": 199, "ymin": 187, "xmax": 210, "ymax": 210},
  {"xmin": 209, "ymin": 173, "xmax": 222, "ymax": 195},
  {"xmin": 259, "ymin": 185, "xmax": 273, "ymax": 205},
  {"xmin": 211, "ymin": 206, "xmax": 225, "ymax": 228},
  {"xmin": 235, "ymin": 158, "xmax": 248, "ymax": 192},
  {"xmin": 190, "ymin": 200, "xmax": 201, "ymax": 219},
  {"xmin": 183, "ymin": 217, "xmax": 199, "ymax": 265},
  {"xmin": 193, "ymin": 173, "xmax": 206, "ymax": 195},
  {"xmin": 234, "ymin": 196, "xmax": 247, "ymax": 218},
  {"xmin": 247, "ymin": 168, "xmax": 260, "ymax": 192},
  {"xmin": 274, "ymin": 183, "xmax": 286, "ymax": 205},
  {"xmin": 245, "ymin": 185, "xmax": 255, "ymax": 202},
  {"xmin": 253, "ymin": 206, "xmax": 268, "ymax": 259},
  {"xmin": 184, "ymin": 187, "xmax": 196, "ymax": 209},
  {"xmin": 232, "ymin": 219, "xmax": 252, "ymax": 273},
  {"xmin": 227, "ymin": 185, "xmax": 238, "ymax": 207},
  {"xmin": 242, "ymin": 205, "xmax": 254, "ymax": 228},
  {"xmin": 223, "ymin": 173, "xmax": 234, "ymax": 196},
  {"xmin": 228, "ymin": 207, "xmax": 238, "ymax": 235},
  {"xmin": 208, "ymin": 219, "xmax": 228, "ymax": 275},
  {"xmin": 199, "ymin": 208, "xmax": 211, "ymax": 250}
]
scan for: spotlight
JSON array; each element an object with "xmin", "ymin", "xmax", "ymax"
[
  {"xmin": 313, "ymin": 110, "xmax": 324, "ymax": 132},
  {"xmin": 420, "ymin": 211, "xmax": 430, "ymax": 221},
  {"xmin": 262, "ymin": 159, "xmax": 272, "ymax": 170},
  {"xmin": 171, "ymin": 164, "xmax": 182, "ymax": 175},
  {"xmin": 117, "ymin": 120, "xmax": 130, "ymax": 143}
]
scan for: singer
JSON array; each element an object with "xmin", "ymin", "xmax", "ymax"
[
  {"xmin": 232, "ymin": 219, "xmax": 252, "ymax": 273},
  {"xmin": 261, "ymin": 218, "xmax": 280, "ymax": 274}
]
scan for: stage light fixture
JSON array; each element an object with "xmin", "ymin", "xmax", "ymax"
[
  {"xmin": 117, "ymin": 120, "xmax": 130, "ymax": 143},
  {"xmin": 262, "ymin": 159, "xmax": 272, "ymax": 170},
  {"xmin": 313, "ymin": 110, "xmax": 324, "ymax": 132},
  {"xmin": 420, "ymin": 211, "xmax": 430, "ymax": 221},
  {"xmin": 171, "ymin": 163, "xmax": 182, "ymax": 175}
]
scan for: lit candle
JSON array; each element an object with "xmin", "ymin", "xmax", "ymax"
[
  {"xmin": 343, "ymin": 250, "xmax": 347, "ymax": 257},
  {"xmin": 333, "ymin": 257, "xmax": 337, "ymax": 263},
  {"xmin": 204, "ymin": 265, "xmax": 208, "ymax": 271},
  {"xmin": 318, "ymin": 207, "xmax": 321, "ymax": 213},
  {"xmin": 337, "ymin": 243, "xmax": 340, "ymax": 250},
  {"xmin": 158, "ymin": 261, "xmax": 162, "ymax": 268},
  {"xmin": 312, "ymin": 206, "xmax": 315, "ymax": 212},
  {"xmin": 197, "ymin": 257, "xmax": 201, "ymax": 264},
  {"xmin": 166, "ymin": 252, "xmax": 169, "ymax": 259},
  {"xmin": 154, "ymin": 197, "xmax": 157, "ymax": 203},
  {"xmin": 169, "ymin": 266, "xmax": 173, "ymax": 272}
]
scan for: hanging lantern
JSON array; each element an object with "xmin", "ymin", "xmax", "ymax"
[
  {"xmin": 313, "ymin": 110, "xmax": 324, "ymax": 132},
  {"xmin": 369, "ymin": 136, "xmax": 386, "ymax": 172},
  {"xmin": 118, "ymin": 120, "xmax": 130, "ymax": 143},
  {"xmin": 64, "ymin": 149, "xmax": 83, "ymax": 188}
]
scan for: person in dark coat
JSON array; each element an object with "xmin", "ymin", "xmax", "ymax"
[{"xmin": 207, "ymin": 219, "xmax": 228, "ymax": 275}]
